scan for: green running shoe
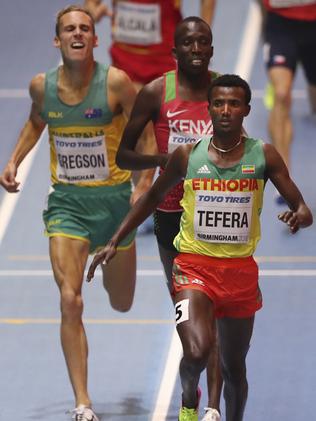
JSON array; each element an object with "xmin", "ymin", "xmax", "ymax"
[
  {"xmin": 263, "ymin": 82, "xmax": 275, "ymax": 110},
  {"xmin": 178, "ymin": 386, "xmax": 201, "ymax": 421},
  {"xmin": 178, "ymin": 406, "xmax": 198, "ymax": 421}
]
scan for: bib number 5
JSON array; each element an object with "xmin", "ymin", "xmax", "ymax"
[{"xmin": 175, "ymin": 298, "xmax": 189, "ymax": 325}]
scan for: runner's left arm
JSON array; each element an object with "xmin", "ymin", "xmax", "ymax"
[{"xmin": 264, "ymin": 143, "xmax": 313, "ymax": 233}]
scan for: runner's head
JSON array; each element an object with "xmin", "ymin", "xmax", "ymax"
[
  {"xmin": 173, "ymin": 17, "xmax": 213, "ymax": 75},
  {"xmin": 208, "ymin": 74, "xmax": 251, "ymax": 105},
  {"xmin": 54, "ymin": 5, "xmax": 98, "ymax": 62},
  {"xmin": 208, "ymin": 74, "xmax": 251, "ymax": 134},
  {"xmin": 55, "ymin": 5, "xmax": 95, "ymax": 36}
]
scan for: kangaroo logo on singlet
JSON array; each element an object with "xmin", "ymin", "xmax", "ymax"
[{"xmin": 48, "ymin": 111, "xmax": 63, "ymax": 118}]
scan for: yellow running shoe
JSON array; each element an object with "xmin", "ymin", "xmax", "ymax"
[
  {"xmin": 178, "ymin": 386, "xmax": 201, "ymax": 421},
  {"xmin": 178, "ymin": 406, "xmax": 198, "ymax": 421},
  {"xmin": 263, "ymin": 82, "xmax": 275, "ymax": 110}
]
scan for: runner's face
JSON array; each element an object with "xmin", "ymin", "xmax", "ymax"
[
  {"xmin": 208, "ymin": 87, "xmax": 250, "ymax": 134},
  {"xmin": 174, "ymin": 22, "xmax": 213, "ymax": 74},
  {"xmin": 54, "ymin": 11, "xmax": 97, "ymax": 61}
]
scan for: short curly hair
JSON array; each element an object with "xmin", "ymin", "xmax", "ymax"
[{"xmin": 208, "ymin": 74, "xmax": 252, "ymax": 105}]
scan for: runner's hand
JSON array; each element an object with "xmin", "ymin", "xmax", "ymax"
[
  {"xmin": 278, "ymin": 210, "xmax": 300, "ymax": 234},
  {"xmin": 98, "ymin": 3, "xmax": 113, "ymax": 20},
  {"xmin": 86, "ymin": 241, "xmax": 117, "ymax": 282},
  {"xmin": 0, "ymin": 163, "xmax": 20, "ymax": 192}
]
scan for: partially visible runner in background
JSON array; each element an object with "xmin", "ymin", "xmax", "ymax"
[
  {"xmin": 114, "ymin": 16, "xmax": 222, "ymax": 421},
  {"xmin": 84, "ymin": 0, "xmax": 217, "ymax": 232},
  {"xmin": 262, "ymin": 0, "xmax": 316, "ymax": 200}
]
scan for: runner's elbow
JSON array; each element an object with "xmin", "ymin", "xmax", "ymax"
[{"xmin": 115, "ymin": 149, "xmax": 129, "ymax": 169}]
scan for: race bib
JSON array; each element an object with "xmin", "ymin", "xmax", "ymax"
[
  {"xmin": 194, "ymin": 190, "xmax": 253, "ymax": 244},
  {"xmin": 113, "ymin": 1, "xmax": 162, "ymax": 45},
  {"xmin": 54, "ymin": 135, "xmax": 109, "ymax": 183},
  {"xmin": 168, "ymin": 132, "xmax": 201, "ymax": 153},
  {"xmin": 175, "ymin": 299, "xmax": 189, "ymax": 325},
  {"xmin": 270, "ymin": 0, "xmax": 316, "ymax": 7}
]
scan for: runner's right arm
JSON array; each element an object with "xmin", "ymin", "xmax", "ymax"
[
  {"xmin": 84, "ymin": 0, "xmax": 112, "ymax": 22},
  {"xmin": 87, "ymin": 144, "xmax": 192, "ymax": 281},
  {"xmin": 116, "ymin": 78, "xmax": 169, "ymax": 170},
  {"xmin": 0, "ymin": 74, "xmax": 46, "ymax": 192},
  {"xmin": 201, "ymin": 0, "xmax": 217, "ymax": 24},
  {"xmin": 264, "ymin": 143, "xmax": 313, "ymax": 233},
  {"xmin": 107, "ymin": 66, "xmax": 156, "ymax": 201}
]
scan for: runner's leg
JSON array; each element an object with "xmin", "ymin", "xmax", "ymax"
[
  {"xmin": 217, "ymin": 316, "xmax": 255, "ymax": 421},
  {"xmin": 49, "ymin": 236, "xmax": 91, "ymax": 407},
  {"xmin": 101, "ymin": 241, "xmax": 137, "ymax": 312}
]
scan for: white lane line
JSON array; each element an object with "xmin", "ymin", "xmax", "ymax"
[
  {"xmin": 255, "ymin": 256, "xmax": 316, "ymax": 263},
  {"xmin": 0, "ymin": 318, "xmax": 174, "ymax": 325},
  {"xmin": 0, "ymin": 269, "xmax": 162, "ymax": 277},
  {"xmin": 0, "ymin": 139, "xmax": 42, "ymax": 245},
  {"xmin": 6, "ymin": 255, "xmax": 316, "ymax": 263},
  {"xmin": 0, "ymin": 89, "xmax": 29, "ymax": 98},
  {"xmin": 234, "ymin": 1, "xmax": 262, "ymax": 81},
  {"xmin": 260, "ymin": 270, "xmax": 316, "ymax": 276},
  {"xmin": 151, "ymin": 329, "xmax": 182, "ymax": 421},
  {"xmin": 6, "ymin": 254, "xmax": 161, "ymax": 261},
  {"xmin": 1, "ymin": 269, "xmax": 316, "ymax": 277}
]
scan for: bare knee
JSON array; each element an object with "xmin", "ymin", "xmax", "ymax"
[
  {"xmin": 60, "ymin": 287, "xmax": 84, "ymax": 322},
  {"xmin": 101, "ymin": 246, "xmax": 136, "ymax": 312},
  {"xmin": 102, "ymin": 279, "xmax": 133, "ymax": 312},
  {"xmin": 220, "ymin": 357, "xmax": 247, "ymax": 386},
  {"xmin": 183, "ymin": 341, "xmax": 210, "ymax": 372},
  {"xmin": 273, "ymin": 85, "xmax": 291, "ymax": 109},
  {"xmin": 109, "ymin": 296, "xmax": 132, "ymax": 313}
]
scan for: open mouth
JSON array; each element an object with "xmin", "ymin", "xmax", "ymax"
[
  {"xmin": 71, "ymin": 42, "xmax": 85, "ymax": 49},
  {"xmin": 191, "ymin": 58, "xmax": 203, "ymax": 65}
]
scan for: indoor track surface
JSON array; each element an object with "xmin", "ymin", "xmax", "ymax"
[{"xmin": 1, "ymin": 1, "xmax": 315, "ymax": 420}]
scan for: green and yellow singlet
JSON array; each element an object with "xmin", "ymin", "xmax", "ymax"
[
  {"xmin": 173, "ymin": 137, "xmax": 266, "ymax": 258},
  {"xmin": 40, "ymin": 62, "xmax": 131, "ymax": 187}
]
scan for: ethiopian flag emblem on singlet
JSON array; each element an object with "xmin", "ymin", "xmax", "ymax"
[{"xmin": 242, "ymin": 165, "xmax": 255, "ymax": 174}]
